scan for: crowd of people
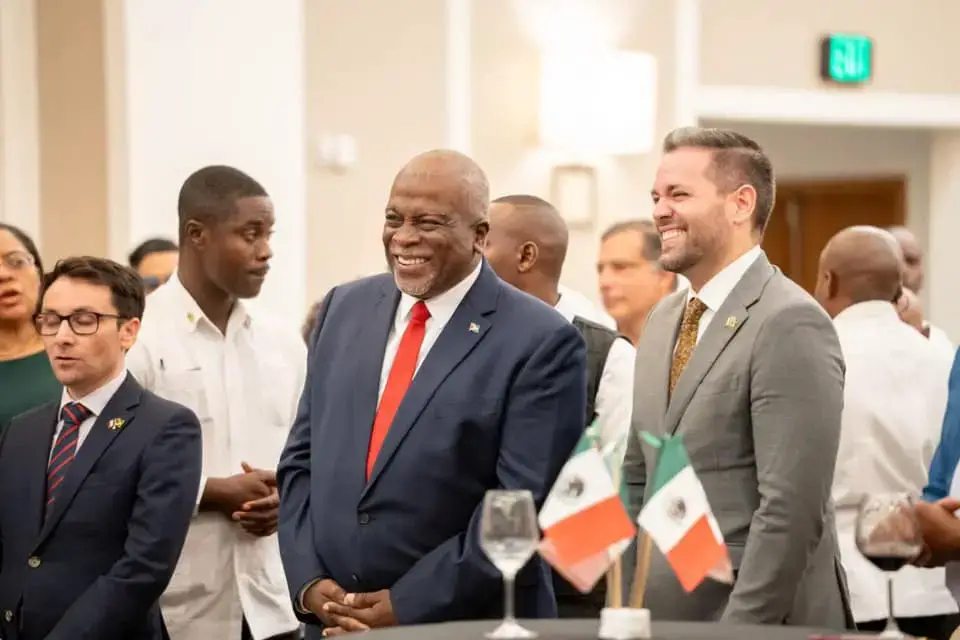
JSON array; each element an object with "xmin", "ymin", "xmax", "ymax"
[{"xmin": 0, "ymin": 126, "xmax": 959, "ymax": 639}]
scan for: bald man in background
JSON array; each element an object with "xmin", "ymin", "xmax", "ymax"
[
  {"xmin": 484, "ymin": 193, "xmax": 634, "ymax": 618},
  {"xmin": 278, "ymin": 151, "xmax": 586, "ymax": 637},
  {"xmin": 888, "ymin": 226, "xmax": 954, "ymax": 357},
  {"xmin": 815, "ymin": 226, "xmax": 958, "ymax": 640}
]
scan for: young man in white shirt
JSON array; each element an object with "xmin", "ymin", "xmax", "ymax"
[
  {"xmin": 815, "ymin": 226, "xmax": 959, "ymax": 640},
  {"xmin": 127, "ymin": 166, "xmax": 304, "ymax": 640}
]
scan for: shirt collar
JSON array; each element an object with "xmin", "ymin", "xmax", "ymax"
[
  {"xmin": 161, "ymin": 272, "xmax": 252, "ymax": 334},
  {"xmin": 688, "ymin": 245, "xmax": 763, "ymax": 312},
  {"xmin": 60, "ymin": 369, "xmax": 127, "ymax": 417},
  {"xmin": 833, "ymin": 300, "xmax": 901, "ymax": 330},
  {"xmin": 396, "ymin": 260, "xmax": 483, "ymax": 326}
]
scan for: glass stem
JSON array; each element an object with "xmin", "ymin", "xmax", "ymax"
[
  {"xmin": 503, "ymin": 575, "xmax": 517, "ymax": 623},
  {"xmin": 884, "ymin": 574, "xmax": 899, "ymax": 633}
]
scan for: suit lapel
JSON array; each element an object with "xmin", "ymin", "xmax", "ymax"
[
  {"xmin": 362, "ymin": 264, "xmax": 500, "ymax": 497},
  {"xmin": 344, "ymin": 283, "xmax": 399, "ymax": 494},
  {"xmin": 37, "ymin": 375, "xmax": 141, "ymax": 545},
  {"xmin": 663, "ymin": 255, "xmax": 776, "ymax": 436},
  {"xmin": 22, "ymin": 404, "xmax": 58, "ymax": 543}
]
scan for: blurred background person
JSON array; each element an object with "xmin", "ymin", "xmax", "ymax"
[
  {"xmin": 814, "ymin": 226, "xmax": 958, "ymax": 640},
  {"xmin": 301, "ymin": 298, "xmax": 324, "ymax": 344},
  {"xmin": 0, "ymin": 223, "xmax": 60, "ymax": 434},
  {"xmin": 129, "ymin": 237, "xmax": 178, "ymax": 294},
  {"xmin": 597, "ymin": 219, "xmax": 677, "ymax": 345},
  {"xmin": 896, "ymin": 286, "xmax": 926, "ymax": 335}
]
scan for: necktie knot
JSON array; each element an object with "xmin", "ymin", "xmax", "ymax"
[
  {"xmin": 410, "ymin": 301, "xmax": 431, "ymax": 325},
  {"xmin": 682, "ymin": 298, "xmax": 708, "ymax": 327},
  {"xmin": 60, "ymin": 402, "xmax": 91, "ymax": 428}
]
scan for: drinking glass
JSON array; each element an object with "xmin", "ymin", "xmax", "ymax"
[
  {"xmin": 479, "ymin": 489, "xmax": 540, "ymax": 639},
  {"xmin": 854, "ymin": 493, "xmax": 924, "ymax": 639}
]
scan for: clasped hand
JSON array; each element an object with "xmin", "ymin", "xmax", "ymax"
[
  {"xmin": 209, "ymin": 461, "xmax": 280, "ymax": 536},
  {"xmin": 912, "ymin": 497, "xmax": 960, "ymax": 567},
  {"xmin": 304, "ymin": 579, "xmax": 396, "ymax": 636}
]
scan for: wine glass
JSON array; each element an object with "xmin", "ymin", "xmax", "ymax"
[
  {"xmin": 479, "ymin": 489, "xmax": 540, "ymax": 639},
  {"xmin": 854, "ymin": 493, "xmax": 924, "ymax": 639}
]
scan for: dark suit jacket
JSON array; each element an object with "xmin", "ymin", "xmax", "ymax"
[
  {"xmin": 278, "ymin": 263, "xmax": 587, "ymax": 634},
  {"xmin": 0, "ymin": 373, "xmax": 203, "ymax": 640}
]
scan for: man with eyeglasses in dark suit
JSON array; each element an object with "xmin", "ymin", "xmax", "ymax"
[{"xmin": 0, "ymin": 256, "xmax": 202, "ymax": 640}]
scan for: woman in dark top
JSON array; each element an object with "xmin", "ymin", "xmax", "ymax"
[{"xmin": 0, "ymin": 223, "xmax": 60, "ymax": 432}]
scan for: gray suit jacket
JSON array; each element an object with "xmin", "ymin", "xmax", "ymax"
[{"xmin": 623, "ymin": 253, "xmax": 854, "ymax": 629}]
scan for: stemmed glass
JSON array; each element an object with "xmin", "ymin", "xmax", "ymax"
[
  {"xmin": 479, "ymin": 490, "xmax": 540, "ymax": 639},
  {"xmin": 854, "ymin": 493, "xmax": 924, "ymax": 639}
]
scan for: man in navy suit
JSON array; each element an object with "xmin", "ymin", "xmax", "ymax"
[
  {"xmin": 0, "ymin": 256, "xmax": 202, "ymax": 640},
  {"xmin": 278, "ymin": 149, "xmax": 588, "ymax": 636}
]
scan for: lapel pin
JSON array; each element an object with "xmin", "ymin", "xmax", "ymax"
[
  {"xmin": 724, "ymin": 316, "xmax": 738, "ymax": 329},
  {"xmin": 187, "ymin": 312, "xmax": 196, "ymax": 323},
  {"xmin": 107, "ymin": 418, "xmax": 126, "ymax": 431},
  {"xmin": 468, "ymin": 322, "xmax": 480, "ymax": 334}
]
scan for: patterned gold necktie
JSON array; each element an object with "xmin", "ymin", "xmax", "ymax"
[{"xmin": 669, "ymin": 298, "xmax": 708, "ymax": 395}]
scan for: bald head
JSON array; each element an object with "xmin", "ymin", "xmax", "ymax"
[
  {"xmin": 887, "ymin": 225, "xmax": 924, "ymax": 292},
  {"xmin": 484, "ymin": 195, "xmax": 569, "ymax": 297},
  {"xmin": 816, "ymin": 225, "xmax": 903, "ymax": 316},
  {"xmin": 392, "ymin": 149, "xmax": 490, "ymax": 222}
]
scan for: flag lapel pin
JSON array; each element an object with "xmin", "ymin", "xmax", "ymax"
[
  {"xmin": 468, "ymin": 322, "xmax": 480, "ymax": 334},
  {"xmin": 107, "ymin": 417, "xmax": 126, "ymax": 431},
  {"xmin": 186, "ymin": 312, "xmax": 196, "ymax": 323},
  {"xmin": 724, "ymin": 315, "xmax": 738, "ymax": 329}
]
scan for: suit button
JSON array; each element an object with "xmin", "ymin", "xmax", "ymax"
[
  {"xmin": 3, "ymin": 609, "xmax": 12, "ymax": 622},
  {"xmin": 27, "ymin": 556, "xmax": 41, "ymax": 568},
  {"xmin": 358, "ymin": 513, "xmax": 370, "ymax": 525}
]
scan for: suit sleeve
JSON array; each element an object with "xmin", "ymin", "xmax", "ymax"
[
  {"xmin": 388, "ymin": 322, "xmax": 588, "ymax": 624},
  {"xmin": 721, "ymin": 303, "xmax": 844, "ymax": 624},
  {"xmin": 924, "ymin": 347, "xmax": 960, "ymax": 501},
  {"xmin": 45, "ymin": 407, "xmax": 203, "ymax": 639},
  {"xmin": 277, "ymin": 287, "xmax": 337, "ymax": 624}
]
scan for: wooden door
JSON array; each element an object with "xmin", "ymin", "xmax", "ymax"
[{"xmin": 762, "ymin": 178, "xmax": 907, "ymax": 293}]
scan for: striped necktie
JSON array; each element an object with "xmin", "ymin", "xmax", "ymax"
[{"xmin": 46, "ymin": 402, "xmax": 92, "ymax": 511}]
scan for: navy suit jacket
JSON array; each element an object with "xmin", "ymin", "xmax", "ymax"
[
  {"xmin": 278, "ymin": 263, "xmax": 588, "ymax": 632},
  {"xmin": 0, "ymin": 374, "xmax": 202, "ymax": 640}
]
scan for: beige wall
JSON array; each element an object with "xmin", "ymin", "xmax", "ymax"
[
  {"xmin": 36, "ymin": 0, "xmax": 109, "ymax": 264},
  {"xmin": 700, "ymin": 0, "xmax": 960, "ymax": 94}
]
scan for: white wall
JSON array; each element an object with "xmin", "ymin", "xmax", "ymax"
[{"xmin": 118, "ymin": 0, "xmax": 308, "ymax": 323}]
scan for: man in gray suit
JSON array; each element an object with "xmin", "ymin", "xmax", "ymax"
[{"xmin": 623, "ymin": 127, "xmax": 853, "ymax": 629}]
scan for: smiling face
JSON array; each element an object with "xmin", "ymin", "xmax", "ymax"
[
  {"xmin": 187, "ymin": 196, "xmax": 274, "ymax": 299},
  {"xmin": 383, "ymin": 167, "xmax": 488, "ymax": 299},
  {"xmin": 0, "ymin": 229, "xmax": 42, "ymax": 325},
  {"xmin": 650, "ymin": 147, "xmax": 756, "ymax": 289}
]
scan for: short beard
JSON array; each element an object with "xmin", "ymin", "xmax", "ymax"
[{"xmin": 394, "ymin": 272, "xmax": 434, "ymax": 298}]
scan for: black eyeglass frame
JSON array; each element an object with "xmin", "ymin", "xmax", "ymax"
[{"xmin": 33, "ymin": 311, "xmax": 127, "ymax": 336}]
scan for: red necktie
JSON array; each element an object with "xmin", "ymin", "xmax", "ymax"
[
  {"xmin": 47, "ymin": 402, "xmax": 92, "ymax": 515},
  {"xmin": 366, "ymin": 301, "xmax": 431, "ymax": 479}
]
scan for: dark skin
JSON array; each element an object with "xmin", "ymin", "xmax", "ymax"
[
  {"xmin": 813, "ymin": 225, "xmax": 904, "ymax": 319},
  {"xmin": 309, "ymin": 150, "xmax": 488, "ymax": 634},
  {"xmin": 483, "ymin": 200, "xmax": 567, "ymax": 305},
  {"xmin": 889, "ymin": 226, "xmax": 924, "ymax": 293},
  {"xmin": 914, "ymin": 498, "xmax": 960, "ymax": 567},
  {"xmin": 178, "ymin": 195, "xmax": 280, "ymax": 535}
]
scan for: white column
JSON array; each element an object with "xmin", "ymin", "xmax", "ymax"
[
  {"xmin": 112, "ymin": 0, "xmax": 308, "ymax": 324},
  {"xmin": 927, "ymin": 131, "xmax": 960, "ymax": 342},
  {"xmin": 0, "ymin": 0, "xmax": 41, "ymax": 241}
]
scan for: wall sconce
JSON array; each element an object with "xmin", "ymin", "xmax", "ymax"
[{"xmin": 539, "ymin": 50, "xmax": 657, "ymax": 157}]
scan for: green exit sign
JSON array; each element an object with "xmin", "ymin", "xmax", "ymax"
[{"xmin": 820, "ymin": 34, "xmax": 873, "ymax": 84}]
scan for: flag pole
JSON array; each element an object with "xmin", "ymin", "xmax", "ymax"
[
  {"xmin": 606, "ymin": 459, "xmax": 624, "ymax": 608},
  {"xmin": 628, "ymin": 531, "xmax": 653, "ymax": 608}
]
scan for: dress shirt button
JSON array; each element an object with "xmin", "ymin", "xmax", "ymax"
[
  {"xmin": 4, "ymin": 609, "xmax": 12, "ymax": 622},
  {"xmin": 27, "ymin": 556, "xmax": 41, "ymax": 569},
  {"xmin": 358, "ymin": 513, "xmax": 370, "ymax": 525}
]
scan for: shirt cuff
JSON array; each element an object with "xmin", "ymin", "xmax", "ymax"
[
  {"xmin": 297, "ymin": 578, "xmax": 323, "ymax": 614},
  {"xmin": 194, "ymin": 474, "xmax": 208, "ymax": 515}
]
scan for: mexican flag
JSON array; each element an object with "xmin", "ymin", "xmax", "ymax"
[
  {"xmin": 538, "ymin": 429, "xmax": 636, "ymax": 592},
  {"xmin": 637, "ymin": 433, "xmax": 732, "ymax": 592}
]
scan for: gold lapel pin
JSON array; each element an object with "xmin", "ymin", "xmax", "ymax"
[
  {"xmin": 724, "ymin": 316, "xmax": 738, "ymax": 329},
  {"xmin": 107, "ymin": 418, "xmax": 126, "ymax": 431},
  {"xmin": 186, "ymin": 312, "xmax": 196, "ymax": 323}
]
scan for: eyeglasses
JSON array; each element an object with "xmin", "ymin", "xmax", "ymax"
[
  {"xmin": 0, "ymin": 251, "xmax": 35, "ymax": 272},
  {"xmin": 34, "ymin": 311, "xmax": 125, "ymax": 336}
]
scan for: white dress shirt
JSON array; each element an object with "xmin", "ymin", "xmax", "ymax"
[
  {"xmin": 554, "ymin": 293, "xmax": 635, "ymax": 451},
  {"xmin": 51, "ymin": 369, "xmax": 127, "ymax": 457},
  {"xmin": 686, "ymin": 245, "xmax": 763, "ymax": 342},
  {"xmin": 380, "ymin": 261, "xmax": 482, "ymax": 399},
  {"xmin": 928, "ymin": 324, "xmax": 955, "ymax": 360},
  {"xmin": 126, "ymin": 275, "xmax": 305, "ymax": 640},
  {"xmin": 557, "ymin": 285, "xmax": 617, "ymax": 330},
  {"xmin": 831, "ymin": 301, "xmax": 957, "ymax": 622}
]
